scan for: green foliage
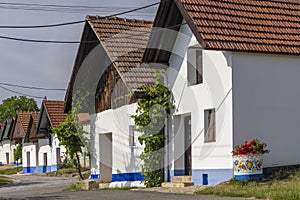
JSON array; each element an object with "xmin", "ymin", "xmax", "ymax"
[
  {"xmin": 14, "ymin": 144, "xmax": 22, "ymax": 162},
  {"xmin": 51, "ymin": 111, "xmax": 85, "ymax": 179},
  {"xmin": 0, "ymin": 96, "xmax": 39, "ymax": 122},
  {"xmin": 0, "ymin": 167, "xmax": 22, "ymax": 175},
  {"xmin": 132, "ymin": 71, "xmax": 174, "ymax": 187},
  {"xmin": 197, "ymin": 169, "xmax": 300, "ymax": 200}
]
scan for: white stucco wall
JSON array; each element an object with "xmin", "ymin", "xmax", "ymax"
[
  {"xmin": 232, "ymin": 53, "xmax": 300, "ymax": 167},
  {"xmin": 167, "ymin": 21, "xmax": 233, "ymax": 175},
  {"xmin": 0, "ymin": 144, "xmax": 3, "ymax": 164},
  {"xmin": 2, "ymin": 141, "xmax": 12, "ymax": 164},
  {"xmin": 91, "ymin": 103, "xmax": 144, "ymax": 185},
  {"xmin": 23, "ymin": 143, "xmax": 37, "ymax": 167}
]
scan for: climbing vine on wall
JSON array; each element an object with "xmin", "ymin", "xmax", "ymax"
[{"xmin": 132, "ymin": 71, "xmax": 174, "ymax": 187}]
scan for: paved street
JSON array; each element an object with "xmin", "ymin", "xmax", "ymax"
[
  {"xmin": 0, "ymin": 175, "xmax": 77, "ymax": 199},
  {"xmin": 0, "ymin": 175, "xmax": 250, "ymax": 200}
]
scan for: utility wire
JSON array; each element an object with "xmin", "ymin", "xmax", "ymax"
[
  {"xmin": 0, "ymin": 82, "xmax": 66, "ymax": 91},
  {"xmin": 0, "ymin": 85, "xmax": 44, "ymax": 99},
  {"xmin": 0, "ymin": 20, "xmax": 85, "ymax": 29}
]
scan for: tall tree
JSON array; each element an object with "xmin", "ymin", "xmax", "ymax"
[
  {"xmin": 51, "ymin": 111, "xmax": 85, "ymax": 179},
  {"xmin": 0, "ymin": 96, "xmax": 39, "ymax": 122}
]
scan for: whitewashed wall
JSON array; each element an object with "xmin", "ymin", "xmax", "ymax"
[
  {"xmin": 91, "ymin": 103, "xmax": 144, "ymax": 187},
  {"xmin": 2, "ymin": 141, "xmax": 12, "ymax": 164},
  {"xmin": 23, "ymin": 142, "xmax": 37, "ymax": 173},
  {"xmin": 166, "ymin": 20, "xmax": 233, "ymax": 185},
  {"xmin": 232, "ymin": 53, "xmax": 300, "ymax": 167},
  {"xmin": 0, "ymin": 144, "xmax": 4, "ymax": 164}
]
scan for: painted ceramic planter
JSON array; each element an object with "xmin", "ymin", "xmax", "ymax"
[{"xmin": 233, "ymin": 153, "xmax": 263, "ymax": 180}]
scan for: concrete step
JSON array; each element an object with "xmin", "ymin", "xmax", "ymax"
[
  {"xmin": 99, "ymin": 183, "xmax": 111, "ymax": 189},
  {"xmin": 77, "ymin": 180, "xmax": 99, "ymax": 190},
  {"xmin": 171, "ymin": 176, "xmax": 193, "ymax": 183},
  {"xmin": 161, "ymin": 182, "xmax": 194, "ymax": 188}
]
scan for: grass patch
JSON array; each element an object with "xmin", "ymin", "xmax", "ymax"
[
  {"xmin": 0, "ymin": 167, "xmax": 22, "ymax": 175},
  {"xmin": 197, "ymin": 169, "xmax": 300, "ymax": 200},
  {"xmin": 63, "ymin": 184, "xmax": 82, "ymax": 191},
  {"xmin": 0, "ymin": 175, "xmax": 12, "ymax": 186}
]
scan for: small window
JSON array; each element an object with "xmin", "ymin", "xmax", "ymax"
[
  {"xmin": 129, "ymin": 125, "xmax": 135, "ymax": 147},
  {"xmin": 204, "ymin": 108, "xmax": 216, "ymax": 143},
  {"xmin": 187, "ymin": 48, "xmax": 203, "ymax": 86}
]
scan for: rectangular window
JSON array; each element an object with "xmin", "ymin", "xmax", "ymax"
[
  {"xmin": 129, "ymin": 125, "xmax": 135, "ymax": 147},
  {"xmin": 204, "ymin": 108, "xmax": 216, "ymax": 143},
  {"xmin": 187, "ymin": 48, "xmax": 203, "ymax": 86}
]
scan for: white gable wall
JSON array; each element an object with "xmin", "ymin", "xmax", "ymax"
[
  {"xmin": 91, "ymin": 104, "xmax": 145, "ymax": 187},
  {"xmin": 232, "ymin": 53, "xmax": 300, "ymax": 167},
  {"xmin": 166, "ymin": 21, "xmax": 233, "ymax": 186}
]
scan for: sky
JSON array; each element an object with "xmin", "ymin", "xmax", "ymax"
[{"xmin": 0, "ymin": 0, "xmax": 158, "ymax": 105}]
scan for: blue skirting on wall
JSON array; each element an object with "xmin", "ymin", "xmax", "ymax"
[
  {"xmin": 89, "ymin": 174, "xmax": 100, "ymax": 180},
  {"xmin": 23, "ymin": 166, "xmax": 36, "ymax": 174},
  {"xmin": 10, "ymin": 162, "xmax": 15, "ymax": 165},
  {"xmin": 234, "ymin": 174, "xmax": 263, "ymax": 181},
  {"xmin": 112, "ymin": 172, "xmax": 144, "ymax": 182},
  {"xmin": 37, "ymin": 165, "xmax": 58, "ymax": 174},
  {"xmin": 169, "ymin": 169, "xmax": 233, "ymax": 186}
]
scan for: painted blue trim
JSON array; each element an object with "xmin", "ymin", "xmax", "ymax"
[
  {"xmin": 169, "ymin": 169, "xmax": 233, "ymax": 186},
  {"xmin": 234, "ymin": 174, "xmax": 263, "ymax": 181},
  {"xmin": 0, "ymin": 162, "xmax": 2, "ymax": 164},
  {"xmin": 10, "ymin": 162, "xmax": 15, "ymax": 165},
  {"xmin": 112, "ymin": 172, "xmax": 144, "ymax": 182},
  {"xmin": 38, "ymin": 165, "xmax": 51, "ymax": 173},
  {"xmin": 89, "ymin": 174, "xmax": 100, "ymax": 180},
  {"xmin": 23, "ymin": 166, "xmax": 36, "ymax": 174},
  {"xmin": 51, "ymin": 165, "xmax": 58, "ymax": 172}
]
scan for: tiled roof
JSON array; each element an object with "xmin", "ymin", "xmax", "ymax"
[
  {"xmin": 31, "ymin": 112, "xmax": 40, "ymax": 124},
  {"xmin": 43, "ymin": 100, "xmax": 66, "ymax": 128},
  {"xmin": 177, "ymin": 0, "xmax": 300, "ymax": 55},
  {"xmin": 16, "ymin": 111, "xmax": 31, "ymax": 134},
  {"xmin": 87, "ymin": 16, "xmax": 156, "ymax": 90}
]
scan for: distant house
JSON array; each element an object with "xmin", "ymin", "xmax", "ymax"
[
  {"xmin": 11, "ymin": 111, "xmax": 32, "ymax": 165},
  {"xmin": 23, "ymin": 100, "xmax": 67, "ymax": 173},
  {"xmin": 0, "ymin": 119, "xmax": 15, "ymax": 164},
  {"xmin": 23, "ymin": 112, "xmax": 43, "ymax": 174},
  {"xmin": 0, "ymin": 123, "xmax": 4, "ymax": 164}
]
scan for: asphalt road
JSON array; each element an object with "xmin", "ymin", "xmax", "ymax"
[{"xmin": 0, "ymin": 175, "xmax": 250, "ymax": 200}]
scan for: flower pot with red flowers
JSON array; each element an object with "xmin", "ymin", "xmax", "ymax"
[{"xmin": 232, "ymin": 139, "xmax": 270, "ymax": 180}]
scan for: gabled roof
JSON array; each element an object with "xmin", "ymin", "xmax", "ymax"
[
  {"xmin": 25, "ymin": 112, "xmax": 46, "ymax": 142},
  {"xmin": 1, "ymin": 119, "xmax": 14, "ymax": 141},
  {"xmin": 64, "ymin": 16, "xmax": 155, "ymax": 112},
  {"xmin": 37, "ymin": 100, "xmax": 66, "ymax": 133},
  {"xmin": 12, "ymin": 111, "xmax": 31, "ymax": 140},
  {"xmin": 147, "ymin": 0, "xmax": 300, "ymax": 57}
]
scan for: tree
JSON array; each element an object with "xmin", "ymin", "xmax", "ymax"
[
  {"xmin": 51, "ymin": 111, "xmax": 85, "ymax": 179},
  {"xmin": 14, "ymin": 144, "xmax": 22, "ymax": 170},
  {"xmin": 132, "ymin": 71, "xmax": 174, "ymax": 187},
  {"xmin": 0, "ymin": 96, "xmax": 39, "ymax": 122}
]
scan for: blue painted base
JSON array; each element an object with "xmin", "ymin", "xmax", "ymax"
[
  {"xmin": 169, "ymin": 169, "xmax": 233, "ymax": 186},
  {"xmin": 0, "ymin": 162, "xmax": 2, "ymax": 164},
  {"xmin": 112, "ymin": 172, "xmax": 144, "ymax": 182},
  {"xmin": 23, "ymin": 166, "xmax": 36, "ymax": 174},
  {"xmin": 89, "ymin": 174, "xmax": 100, "ymax": 180},
  {"xmin": 37, "ymin": 165, "xmax": 58, "ymax": 174},
  {"xmin": 234, "ymin": 174, "xmax": 263, "ymax": 181},
  {"xmin": 10, "ymin": 162, "xmax": 15, "ymax": 165}
]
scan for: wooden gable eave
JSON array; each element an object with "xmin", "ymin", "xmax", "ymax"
[
  {"xmin": 174, "ymin": 0, "xmax": 208, "ymax": 49},
  {"xmin": 64, "ymin": 20, "xmax": 100, "ymax": 113},
  {"xmin": 36, "ymin": 102, "xmax": 51, "ymax": 134},
  {"xmin": 142, "ymin": 0, "xmax": 183, "ymax": 63}
]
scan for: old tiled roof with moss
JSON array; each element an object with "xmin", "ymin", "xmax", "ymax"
[
  {"xmin": 87, "ymin": 16, "xmax": 155, "ymax": 83},
  {"xmin": 176, "ymin": 0, "xmax": 300, "ymax": 55},
  {"xmin": 43, "ymin": 100, "xmax": 66, "ymax": 128}
]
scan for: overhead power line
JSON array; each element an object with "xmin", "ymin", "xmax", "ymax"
[
  {"xmin": 0, "ymin": 20, "xmax": 85, "ymax": 29},
  {"xmin": 0, "ymin": 82, "xmax": 66, "ymax": 91},
  {"xmin": 0, "ymin": 85, "xmax": 44, "ymax": 99},
  {"xmin": 0, "ymin": 2, "xmax": 158, "ymax": 29}
]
